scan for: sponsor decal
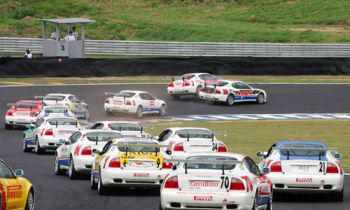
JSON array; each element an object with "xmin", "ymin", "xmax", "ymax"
[
  {"xmin": 189, "ymin": 180, "xmax": 219, "ymax": 188},
  {"xmin": 134, "ymin": 173, "xmax": 150, "ymax": 178},
  {"xmin": 7, "ymin": 185, "xmax": 22, "ymax": 199},
  {"xmin": 296, "ymin": 178, "xmax": 312, "ymax": 183},
  {"xmin": 235, "ymin": 90, "xmax": 252, "ymax": 96},
  {"xmin": 194, "ymin": 196, "xmax": 213, "ymax": 202}
]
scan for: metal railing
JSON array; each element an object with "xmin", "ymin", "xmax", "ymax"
[{"xmin": 1, "ymin": 37, "xmax": 350, "ymax": 57}]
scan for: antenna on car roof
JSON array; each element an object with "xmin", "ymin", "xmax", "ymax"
[
  {"xmin": 125, "ymin": 146, "xmax": 128, "ymax": 156},
  {"xmin": 212, "ymin": 134, "xmax": 214, "ymax": 142},
  {"xmin": 185, "ymin": 162, "xmax": 188, "ymax": 174},
  {"xmin": 222, "ymin": 162, "xmax": 225, "ymax": 175},
  {"xmin": 319, "ymin": 150, "xmax": 322, "ymax": 160},
  {"xmin": 141, "ymin": 126, "xmax": 143, "ymax": 134},
  {"xmin": 187, "ymin": 133, "xmax": 190, "ymax": 142},
  {"xmin": 286, "ymin": 150, "xmax": 290, "ymax": 160}
]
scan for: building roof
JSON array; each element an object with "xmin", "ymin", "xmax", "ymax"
[{"xmin": 38, "ymin": 18, "xmax": 95, "ymax": 24}]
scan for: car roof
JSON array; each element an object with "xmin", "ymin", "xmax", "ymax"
[
  {"xmin": 216, "ymin": 80, "xmax": 244, "ymax": 84},
  {"xmin": 43, "ymin": 105, "xmax": 68, "ymax": 109},
  {"xmin": 45, "ymin": 93, "xmax": 73, "ymax": 97},
  {"xmin": 16, "ymin": 100, "xmax": 41, "ymax": 104},
  {"xmin": 43, "ymin": 116, "xmax": 76, "ymax": 120},
  {"xmin": 79, "ymin": 129, "xmax": 121, "ymax": 134},
  {"xmin": 96, "ymin": 121, "xmax": 140, "ymax": 125},
  {"xmin": 169, "ymin": 127, "xmax": 212, "ymax": 132},
  {"xmin": 113, "ymin": 138, "xmax": 159, "ymax": 144},
  {"xmin": 118, "ymin": 90, "xmax": 148, "ymax": 94},
  {"xmin": 276, "ymin": 141, "xmax": 327, "ymax": 148},
  {"xmin": 185, "ymin": 152, "xmax": 245, "ymax": 161}
]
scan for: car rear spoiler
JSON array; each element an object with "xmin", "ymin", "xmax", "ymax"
[
  {"xmin": 7, "ymin": 103, "xmax": 15, "ymax": 107},
  {"xmin": 34, "ymin": 96, "xmax": 44, "ymax": 100},
  {"xmin": 115, "ymin": 143, "xmax": 170, "ymax": 157},
  {"xmin": 183, "ymin": 132, "xmax": 226, "ymax": 142},
  {"xmin": 105, "ymin": 92, "xmax": 119, "ymax": 96},
  {"xmin": 172, "ymin": 159, "xmax": 242, "ymax": 175},
  {"xmin": 273, "ymin": 147, "xmax": 338, "ymax": 160}
]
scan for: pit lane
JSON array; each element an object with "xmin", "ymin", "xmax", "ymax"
[{"xmin": 0, "ymin": 84, "xmax": 349, "ymax": 210}]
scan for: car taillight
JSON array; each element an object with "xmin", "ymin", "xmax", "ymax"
[
  {"xmin": 215, "ymin": 89, "xmax": 221, "ymax": 94},
  {"xmin": 173, "ymin": 143, "xmax": 184, "ymax": 152},
  {"xmin": 126, "ymin": 100, "xmax": 132, "ymax": 105},
  {"xmin": 230, "ymin": 178, "xmax": 245, "ymax": 191},
  {"xmin": 6, "ymin": 111, "xmax": 13, "ymax": 116},
  {"xmin": 105, "ymin": 99, "xmax": 110, "ymax": 104},
  {"xmin": 44, "ymin": 129, "xmax": 53, "ymax": 136},
  {"xmin": 109, "ymin": 157, "xmax": 121, "ymax": 168},
  {"xmin": 200, "ymin": 87, "xmax": 204, "ymax": 92},
  {"xmin": 168, "ymin": 82, "xmax": 174, "ymax": 87},
  {"xmin": 217, "ymin": 144, "xmax": 228, "ymax": 152},
  {"xmin": 162, "ymin": 161, "xmax": 173, "ymax": 169},
  {"xmin": 81, "ymin": 146, "xmax": 92, "ymax": 156},
  {"xmin": 164, "ymin": 176, "xmax": 178, "ymax": 188},
  {"xmin": 270, "ymin": 161, "xmax": 282, "ymax": 172},
  {"xmin": 326, "ymin": 162, "xmax": 339, "ymax": 174},
  {"xmin": 182, "ymin": 81, "xmax": 190, "ymax": 87},
  {"xmin": 223, "ymin": 89, "xmax": 229, "ymax": 95}
]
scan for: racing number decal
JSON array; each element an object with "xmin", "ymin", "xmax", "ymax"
[
  {"xmin": 319, "ymin": 162, "xmax": 326, "ymax": 173},
  {"xmin": 220, "ymin": 176, "xmax": 230, "ymax": 189}
]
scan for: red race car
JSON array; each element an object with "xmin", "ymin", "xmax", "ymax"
[{"xmin": 5, "ymin": 100, "xmax": 43, "ymax": 129}]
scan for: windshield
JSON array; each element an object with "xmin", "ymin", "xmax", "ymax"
[
  {"xmin": 44, "ymin": 95, "xmax": 65, "ymax": 101},
  {"xmin": 15, "ymin": 103, "xmax": 38, "ymax": 109},
  {"xmin": 45, "ymin": 107, "xmax": 68, "ymax": 113},
  {"xmin": 117, "ymin": 141, "xmax": 159, "ymax": 153},
  {"xmin": 177, "ymin": 129, "xmax": 213, "ymax": 139},
  {"xmin": 278, "ymin": 144, "xmax": 326, "ymax": 156},
  {"xmin": 85, "ymin": 132, "xmax": 122, "ymax": 142},
  {"xmin": 114, "ymin": 92, "xmax": 136, "ymax": 98},
  {"xmin": 109, "ymin": 123, "xmax": 141, "ymax": 131},
  {"xmin": 0, "ymin": 161, "xmax": 14, "ymax": 179},
  {"xmin": 186, "ymin": 156, "xmax": 237, "ymax": 170},
  {"xmin": 47, "ymin": 118, "xmax": 77, "ymax": 126}
]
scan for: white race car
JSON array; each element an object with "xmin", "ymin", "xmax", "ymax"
[
  {"xmin": 91, "ymin": 139, "xmax": 173, "ymax": 195},
  {"xmin": 23, "ymin": 116, "xmax": 81, "ymax": 154},
  {"xmin": 90, "ymin": 121, "xmax": 151, "ymax": 138},
  {"xmin": 157, "ymin": 127, "xmax": 228, "ymax": 160},
  {"xmin": 167, "ymin": 73, "xmax": 217, "ymax": 99},
  {"xmin": 36, "ymin": 105, "xmax": 76, "ymax": 119},
  {"xmin": 104, "ymin": 90, "xmax": 167, "ymax": 118},
  {"xmin": 160, "ymin": 152, "xmax": 273, "ymax": 210},
  {"xmin": 257, "ymin": 141, "xmax": 344, "ymax": 201},
  {"xmin": 54, "ymin": 130, "xmax": 123, "ymax": 179},
  {"xmin": 35, "ymin": 93, "xmax": 89, "ymax": 119},
  {"xmin": 199, "ymin": 80, "xmax": 267, "ymax": 106},
  {"xmin": 5, "ymin": 100, "xmax": 43, "ymax": 129}
]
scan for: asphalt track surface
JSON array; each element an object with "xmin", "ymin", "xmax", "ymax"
[{"xmin": 0, "ymin": 84, "xmax": 349, "ymax": 210}]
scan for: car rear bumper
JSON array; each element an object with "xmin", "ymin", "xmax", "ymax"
[
  {"xmin": 167, "ymin": 87, "xmax": 196, "ymax": 95},
  {"xmin": 5, "ymin": 116, "xmax": 36, "ymax": 125},
  {"xmin": 74, "ymin": 156, "xmax": 94, "ymax": 173},
  {"xmin": 104, "ymin": 103, "xmax": 136, "ymax": 113}
]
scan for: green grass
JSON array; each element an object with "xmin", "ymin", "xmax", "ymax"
[
  {"xmin": 2, "ymin": 75, "xmax": 350, "ymax": 85},
  {"xmin": 0, "ymin": 0, "xmax": 350, "ymax": 43},
  {"xmin": 145, "ymin": 119, "xmax": 350, "ymax": 172}
]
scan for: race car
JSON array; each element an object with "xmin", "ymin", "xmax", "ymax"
[
  {"xmin": 0, "ymin": 159, "xmax": 35, "ymax": 210},
  {"xmin": 257, "ymin": 141, "xmax": 344, "ymax": 201},
  {"xmin": 167, "ymin": 73, "xmax": 217, "ymax": 99},
  {"xmin": 199, "ymin": 80, "xmax": 267, "ymax": 106},
  {"xmin": 54, "ymin": 130, "xmax": 123, "ymax": 179},
  {"xmin": 36, "ymin": 105, "xmax": 75, "ymax": 119},
  {"xmin": 90, "ymin": 121, "xmax": 151, "ymax": 138},
  {"xmin": 104, "ymin": 90, "xmax": 167, "ymax": 118},
  {"xmin": 90, "ymin": 139, "xmax": 173, "ymax": 195},
  {"xmin": 23, "ymin": 117, "xmax": 82, "ymax": 154},
  {"xmin": 160, "ymin": 153, "xmax": 272, "ymax": 210},
  {"xmin": 5, "ymin": 100, "xmax": 43, "ymax": 129},
  {"xmin": 157, "ymin": 127, "xmax": 228, "ymax": 160},
  {"xmin": 35, "ymin": 93, "xmax": 89, "ymax": 119}
]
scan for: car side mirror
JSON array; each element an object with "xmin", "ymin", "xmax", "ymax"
[
  {"xmin": 262, "ymin": 167, "xmax": 270, "ymax": 174},
  {"xmin": 256, "ymin": 151, "xmax": 267, "ymax": 157},
  {"xmin": 33, "ymin": 112, "xmax": 39, "ymax": 117},
  {"xmin": 59, "ymin": 139, "xmax": 71, "ymax": 145},
  {"xmin": 166, "ymin": 149, "xmax": 172, "ymax": 155},
  {"xmin": 14, "ymin": 169, "xmax": 24, "ymax": 177},
  {"xmin": 93, "ymin": 149, "xmax": 102, "ymax": 155},
  {"xmin": 153, "ymin": 136, "xmax": 159, "ymax": 140},
  {"xmin": 334, "ymin": 153, "xmax": 341, "ymax": 159},
  {"xmin": 172, "ymin": 165, "xmax": 177, "ymax": 170}
]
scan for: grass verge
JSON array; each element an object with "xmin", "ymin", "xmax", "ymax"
[{"xmin": 145, "ymin": 119, "xmax": 350, "ymax": 172}]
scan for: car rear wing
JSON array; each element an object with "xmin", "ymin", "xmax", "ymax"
[
  {"xmin": 105, "ymin": 92, "xmax": 119, "ymax": 96},
  {"xmin": 114, "ymin": 143, "xmax": 170, "ymax": 156},
  {"xmin": 182, "ymin": 132, "xmax": 225, "ymax": 142},
  {"xmin": 272, "ymin": 147, "xmax": 339, "ymax": 160},
  {"xmin": 172, "ymin": 159, "xmax": 242, "ymax": 175},
  {"xmin": 7, "ymin": 103, "xmax": 15, "ymax": 107},
  {"xmin": 34, "ymin": 96, "xmax": 44, "ymax": 100}
]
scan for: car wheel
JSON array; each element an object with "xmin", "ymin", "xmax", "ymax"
[
  {"xmin": 170, "ymin": 94, "xmax": 180, "ymax": 100},
  {"xmin": 68, "ymin": 158, "xmax": 80, "ymax": 179},
  {"xmin": 54, "ymin": 155, "xmax": 65, "ymax": 175},
  {"xmin": 335, "ymin": 188, "xmax": 344, "ymax": 202},
  {"xmin": 98, "ymin": 170, "xmax": 109, "ymax": 195},
  {"xmin": 195, "ymin": 86, "xmax": 202, "ymax": 100},
  {"xmin": 90, "ymin": 172, "xmax": 98, "ymax": 190},
  {"xmin": 252, "ymin": 192, "xmax": 259, "ymax": 210},
  {"xmin": 266, "ymin": 192, "xmax": 273, "ymax": 210},
  {"xmin": 137, "ymin": 106, "xmax": 143, "ymax": 118},
  {"xmin": 34, "ymin": 138, "xmax": 43, "ymax": 154},
  {"xmin": 159, "ymin": 104, "xmax": 167, "ymax": 116},
  {"xmin": 5, "ymin": 124, "xmax": 12, "ymax": 130},
  {"xmin": 23, "ymin": 139, "xmax": 30, "ymax": 152},
  {"xmin": 25, "ymin": 189, "xmax": 35, "ymax": 210},
  {"xmin": 159, "ymin": 202, "xmax": 164, "ymax": 210},
  {"xmin": 226, "ymin": 94, "xmax": 235, "ymax": 106},
  {"xmin": 257, "ymin": 93, "xmax": 265, "ymax": 104},
  {"xmin": 106, "ymin": 111, "xmax": 114, "ymax": 116}
]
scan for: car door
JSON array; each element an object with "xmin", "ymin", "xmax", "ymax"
[
  {"xmin": 235, "ymin": 82, "xmax": 254, "ymax": 101},
  {"xmin": 93, "ymin": 141, "xmax": 113, "ymax": 172},
  {"xmin": 139, "ymin": 93, "xmax": 157, "ymax": 112},
  {"xmin": 60, "ymin": 132, "xmax": 82, "ymax": 163},
  {"xmin": 0, "ymin": 161, "xmax": 25, "ymax": 210}
]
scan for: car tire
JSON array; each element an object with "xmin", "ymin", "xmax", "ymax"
[
  {"xmin": 34, "ymin": 137, "xmax": 43, "ymax": 154},
  {"xmin": 90, "ymin": 172, "xmax": 98, "ymax": 190},
  {"xmin": 98, "ymin": 169, "xmax": 109, "ymax": 195},
  {"xmin": 170, "ymin": 94, "xmax": 180, "ymax": 100},
  {"xmin": 159, "ymin": 104, "xmax": 167, "ymax": 116},
  {"xmin": 23, "ymin": 138, "xmax": 30, "ymax": 152},
  {"xmin": 68, "ymin": 158, "xmax": 80, "ymax": 179},
  {"xmin": 266, "ymin": 192, "xmax": 273, "ymax": 210},
  {"xmin": 226, "ymin": 94, "xmax": 235, "ymax": 106},
  {"xmin": 54, "ymin": 155, "xmax": 65, "ymax": 175},
  {"xmin": 195, "ymin": 86, "xmax": 202, "ymax": 100},
  {"xmin": 159, "ymin": 202, "xmax": 164, "ymax": 210},
  {"xmin": 252, "ymin": 192, "xmax": 259, "ymax": 210},
  {"xmin": 106, "ymin": 111, "xmax": 114, "ymax": 116},
  {"xmin": 137, "ymin": 106, "xmax": 143, "ymax": 118},
  {"xmin": 257, "ymin": 93, "xmax": 265, "ymax": 104},
  {"xmin": 25, "ymin": 189, "xmax": 35, "ymax": 210},
  {"xmin": 335, "ymin": 188, "xmax": 344, "ymax": 202},
  {"xmin": 5, "ymin": 124, "xmax": 12, "ymax": 130}
]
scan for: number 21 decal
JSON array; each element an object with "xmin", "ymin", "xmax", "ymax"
[{"xmin": 319, "ymin": 162, "xmax": 326, "ymax": 173}]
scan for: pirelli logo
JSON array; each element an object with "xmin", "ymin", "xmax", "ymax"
[
  {"xmin": 194, "ymin": 196, "xmax": 213, "ymax": 202},
  {"xmin": 189, "ymin": 180, "xmax": 219, "ymax": 188},
  {"xmin": 296, "ymin": 178, "xmax": 312, "ymax": 183}
]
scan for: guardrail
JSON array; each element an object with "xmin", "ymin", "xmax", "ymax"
[{"xmin": 1, "ymin": 37, "xmax": 350, "ymax": 57}]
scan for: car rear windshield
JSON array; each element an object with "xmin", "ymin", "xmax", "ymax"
[
  {"xmin": 279, "ymin": 144, "xmax": 326, "ymax": 156},
  {"xmin": 45, "ymin": 107, "xmax": 68, "ymax": 113},
  {"xmin": 216, "ymin": 81, "xmax": 229, "ymax": 86},
  {"xmin": 117, "ymin": 141, "xmax": 159, "ymax": 153},
  {"xmin": 15, "ymin": 103, "xmax": 38, "ymax": 109},
  {"xmin": 109, "ymin": 123, "xmax": 141, "ymax": 131},
  {"xmin": 44, "ymin": 95, "xmax": 65, "ymax": 101},
  {"xmin": 85, "ymin": 132, "xmax": 122, "ymax": 142},
  {"xmin": 114, "ymin": 92, "xmax": 136, "ymax": 98},
  {"xmin": 186, "ymin": 156, "xmax": 237, "ymax": 170},
  {"xmin": 177, "ymin": 74, "xmax": 195, "ymax": 81},
  {"xmin": 47, "ymin": 118, "xmax": 77, "ymax": 126},
  {"xmin": 198, "ymin": 74, "xmax": 216, "ymax": 80},
  {"xmin": 177, "ymin": 129, "xmax": 213, "ymax": 139}
]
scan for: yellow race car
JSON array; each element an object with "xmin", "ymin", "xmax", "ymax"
[{"xmin": 0, "ymin": 159, "xmax": 34, "ymax": 210}]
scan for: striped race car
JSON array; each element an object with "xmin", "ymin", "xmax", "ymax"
[
  {"xmin": 160, "ymin": 153, "xmax": 272, "ymax": 210},
  {"xmin": 5, "ymin": 100, "xmax": 43, "ymax": 129},
  {"xmin": 257, "ymin": 141, "xmax": 344, "ymax": 201},
  {"xmin": 167, "ymin": 73, "xmax": 217, "ymax": 100},
  {"xmin": 91, "ymin": 139, "xmax": 173, "ymax": 195},
  {"xmin": 198, "ymin": 80, "xmax": 267, "ymax": 106},
  {"xmin": 0, "ymin": 159, "xmax": 34, "ymax": 210}
]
